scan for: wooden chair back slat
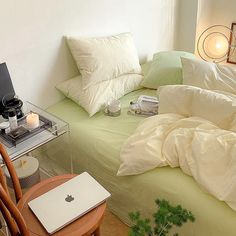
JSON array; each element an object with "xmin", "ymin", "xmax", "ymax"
[
  {"xmin": 0, "ymin": 163, "xmax": 17, "ymax": 235},
  {"xmin": 0, "ymin": 184, "xmax": 29, "ymax": 236},
  {"xmin": 0, "ymin": 163, "xmax": 9, "ymax": 196},
  {"xmin": 0, "ymin": 143, "xmax": 22, "ymax": 202}
]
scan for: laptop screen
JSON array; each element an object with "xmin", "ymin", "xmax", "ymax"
[{"xmin": 0, "ymin": 63, "xmax": 15, "ymax": 114}]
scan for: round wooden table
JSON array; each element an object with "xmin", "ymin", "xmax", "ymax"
[{"xmin": 17, "ymin": 174, "xmax": 106, "ymax": 236}]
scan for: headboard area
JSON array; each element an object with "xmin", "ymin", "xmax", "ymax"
[{"xmin": 0, "ymin": 0, "xmax": 180, "ymax": 108}]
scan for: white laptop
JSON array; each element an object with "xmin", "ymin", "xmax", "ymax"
[{"xmin": 28, "ymin": 172, "xmax": 111, "ymax": 234}]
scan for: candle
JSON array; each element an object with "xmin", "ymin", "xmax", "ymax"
[{"xmin": 26, "ymin": 113, "xmax": 39, "ymax": 129}]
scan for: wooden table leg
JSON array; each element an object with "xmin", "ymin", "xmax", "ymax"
[{"xmin": 93, "ymin": 227, "xmax": 100, "ymax": 236}]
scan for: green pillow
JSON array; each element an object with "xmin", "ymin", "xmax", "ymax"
[
  {"xmin": 141, "ymin": 60, "xmax": 152, "ymax": 76},
  {"xmin": 141, "ymin": 51, "xmax": 196, "ymax": 89}
]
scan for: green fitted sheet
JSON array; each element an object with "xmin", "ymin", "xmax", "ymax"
[{"xmin": 48, "ymin": 88, "xmax": 236, "ymax": 236}]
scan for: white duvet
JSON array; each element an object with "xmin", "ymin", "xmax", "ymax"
[{"xmin": 118, "ymin": 85, "xmax": 236, "ymax": 210}]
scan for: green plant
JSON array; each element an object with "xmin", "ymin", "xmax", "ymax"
[{"xmin": 129, "ymin": 199, "xmax": 195, "ymax": 236}]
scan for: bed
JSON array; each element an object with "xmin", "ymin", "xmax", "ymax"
[{"xmin": 47, "ymin": 88, "xmax": 236, "ymax": 236}]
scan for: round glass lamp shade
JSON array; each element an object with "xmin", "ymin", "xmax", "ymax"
[
  {"xmin": 197, "ymin": 25, "xmax": 234, "ymax": 63},
  {"xmin": 204, "ymin": 33, "xmax": 229, "ymax": 59}
]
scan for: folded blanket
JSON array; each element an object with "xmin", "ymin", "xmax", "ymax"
[{"xmin": 118, "ymin": 85, "xmax": 236, "ymax": 210}]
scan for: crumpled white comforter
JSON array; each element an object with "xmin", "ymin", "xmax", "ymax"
[{"xmin": 118, "ymin": 85, "xmax": 236, "ymax": 210}]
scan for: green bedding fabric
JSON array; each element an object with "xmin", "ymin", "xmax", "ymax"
[
  {"xmin": 48, "ymin": 88, "xmax": 236, "ymax": 236},
  {"xmin": 142, "ymin": 51, "xmax": 195, "ymax": 89}
]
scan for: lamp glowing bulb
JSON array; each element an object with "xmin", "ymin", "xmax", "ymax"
[
  {"xmin": 204, "ymin": 33, "xmax": 229, "ymax": 58},
  {"xmin": 215, "ymin": 42, "xmax": 222, "ymax": 49}
]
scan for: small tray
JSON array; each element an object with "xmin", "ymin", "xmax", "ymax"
[
  {"xmin": 0, "ymin": 113, "xmax": 54, "ymax": 147},
  {"xmin": 8, "ymin": 126, "xmax": 29, "ymax": 139}
]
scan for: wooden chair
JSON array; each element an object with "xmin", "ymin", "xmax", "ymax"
[{"xmin": 0, "ymin": 143, "xmax": 106, "ymax": 236}]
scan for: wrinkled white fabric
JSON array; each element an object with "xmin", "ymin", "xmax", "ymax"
[
  {"xmin": 118, "ymin": 85, "xmax": 236, "ymax": 210},
  {"xmin": 158, "ymin": 85, "xmax": 236, "ymax": 131},
  {"xmin": 181, "ymin": 57, "xmax": 236, "ymax": 95}
]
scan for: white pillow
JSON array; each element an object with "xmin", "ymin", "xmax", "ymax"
[
  {"xmin": 158, "ymin": 85, "xmax": 236, "ymax": 131},
  {"xmin": 67, "ymin": 33, "xmax": 142, "ymax": 89},
  {"xmin": 181, "ymin": 57, "xmax": 236, "ymax": 95},
  {"xmin": 56, "ymin": 74, "xmax": 143, "ymax": 117}
]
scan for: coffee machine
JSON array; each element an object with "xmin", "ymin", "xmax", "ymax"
[{"xmin": 0, "ymin": 63, "xmax": 24, "ymax": 119}]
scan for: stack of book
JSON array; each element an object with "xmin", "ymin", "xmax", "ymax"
[{"xmin": 128, "ymin": 95, "xmax": 158, "ymax": 116}]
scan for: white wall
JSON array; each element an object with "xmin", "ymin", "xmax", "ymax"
[
  {"xmin": 196, "ymin": 0, "xmax": 213, "ymax": 36},
  {"xmin": 196, "ymin": 0, "xmax": 236, "ymax": 54},
  {"xmin": 0, "ymin": 0, "xmax": 178, "ymax": 108},
  {"xmin": 174, "ymin": 0, "xmax": 198, "ymax": 53},
  {"xmin": 208, "ymin": 0, "xmax": 236, "ymax": 27}
]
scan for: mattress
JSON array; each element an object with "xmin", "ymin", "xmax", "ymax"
[{"xmin": 47, "ymin": 88, "xmax": 236, "ymax": 236}]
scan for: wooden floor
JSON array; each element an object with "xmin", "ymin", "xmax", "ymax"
[{"xmin": 101, "ymin": 209, "xmax": 129, "ymax": 236}]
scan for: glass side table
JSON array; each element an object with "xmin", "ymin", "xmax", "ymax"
[{"xmin": 0, "ymin": 101, "xmax": 73, "ymax": 176}]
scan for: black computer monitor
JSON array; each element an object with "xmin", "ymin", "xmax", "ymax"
[{"xmin": 0, "ymin": 63, "xmax": 15, "ymax": 114}]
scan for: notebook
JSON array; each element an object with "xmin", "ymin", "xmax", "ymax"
[{"xmin": 28, "ymin": 172, "xmax": 111, "ymax": 234}]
